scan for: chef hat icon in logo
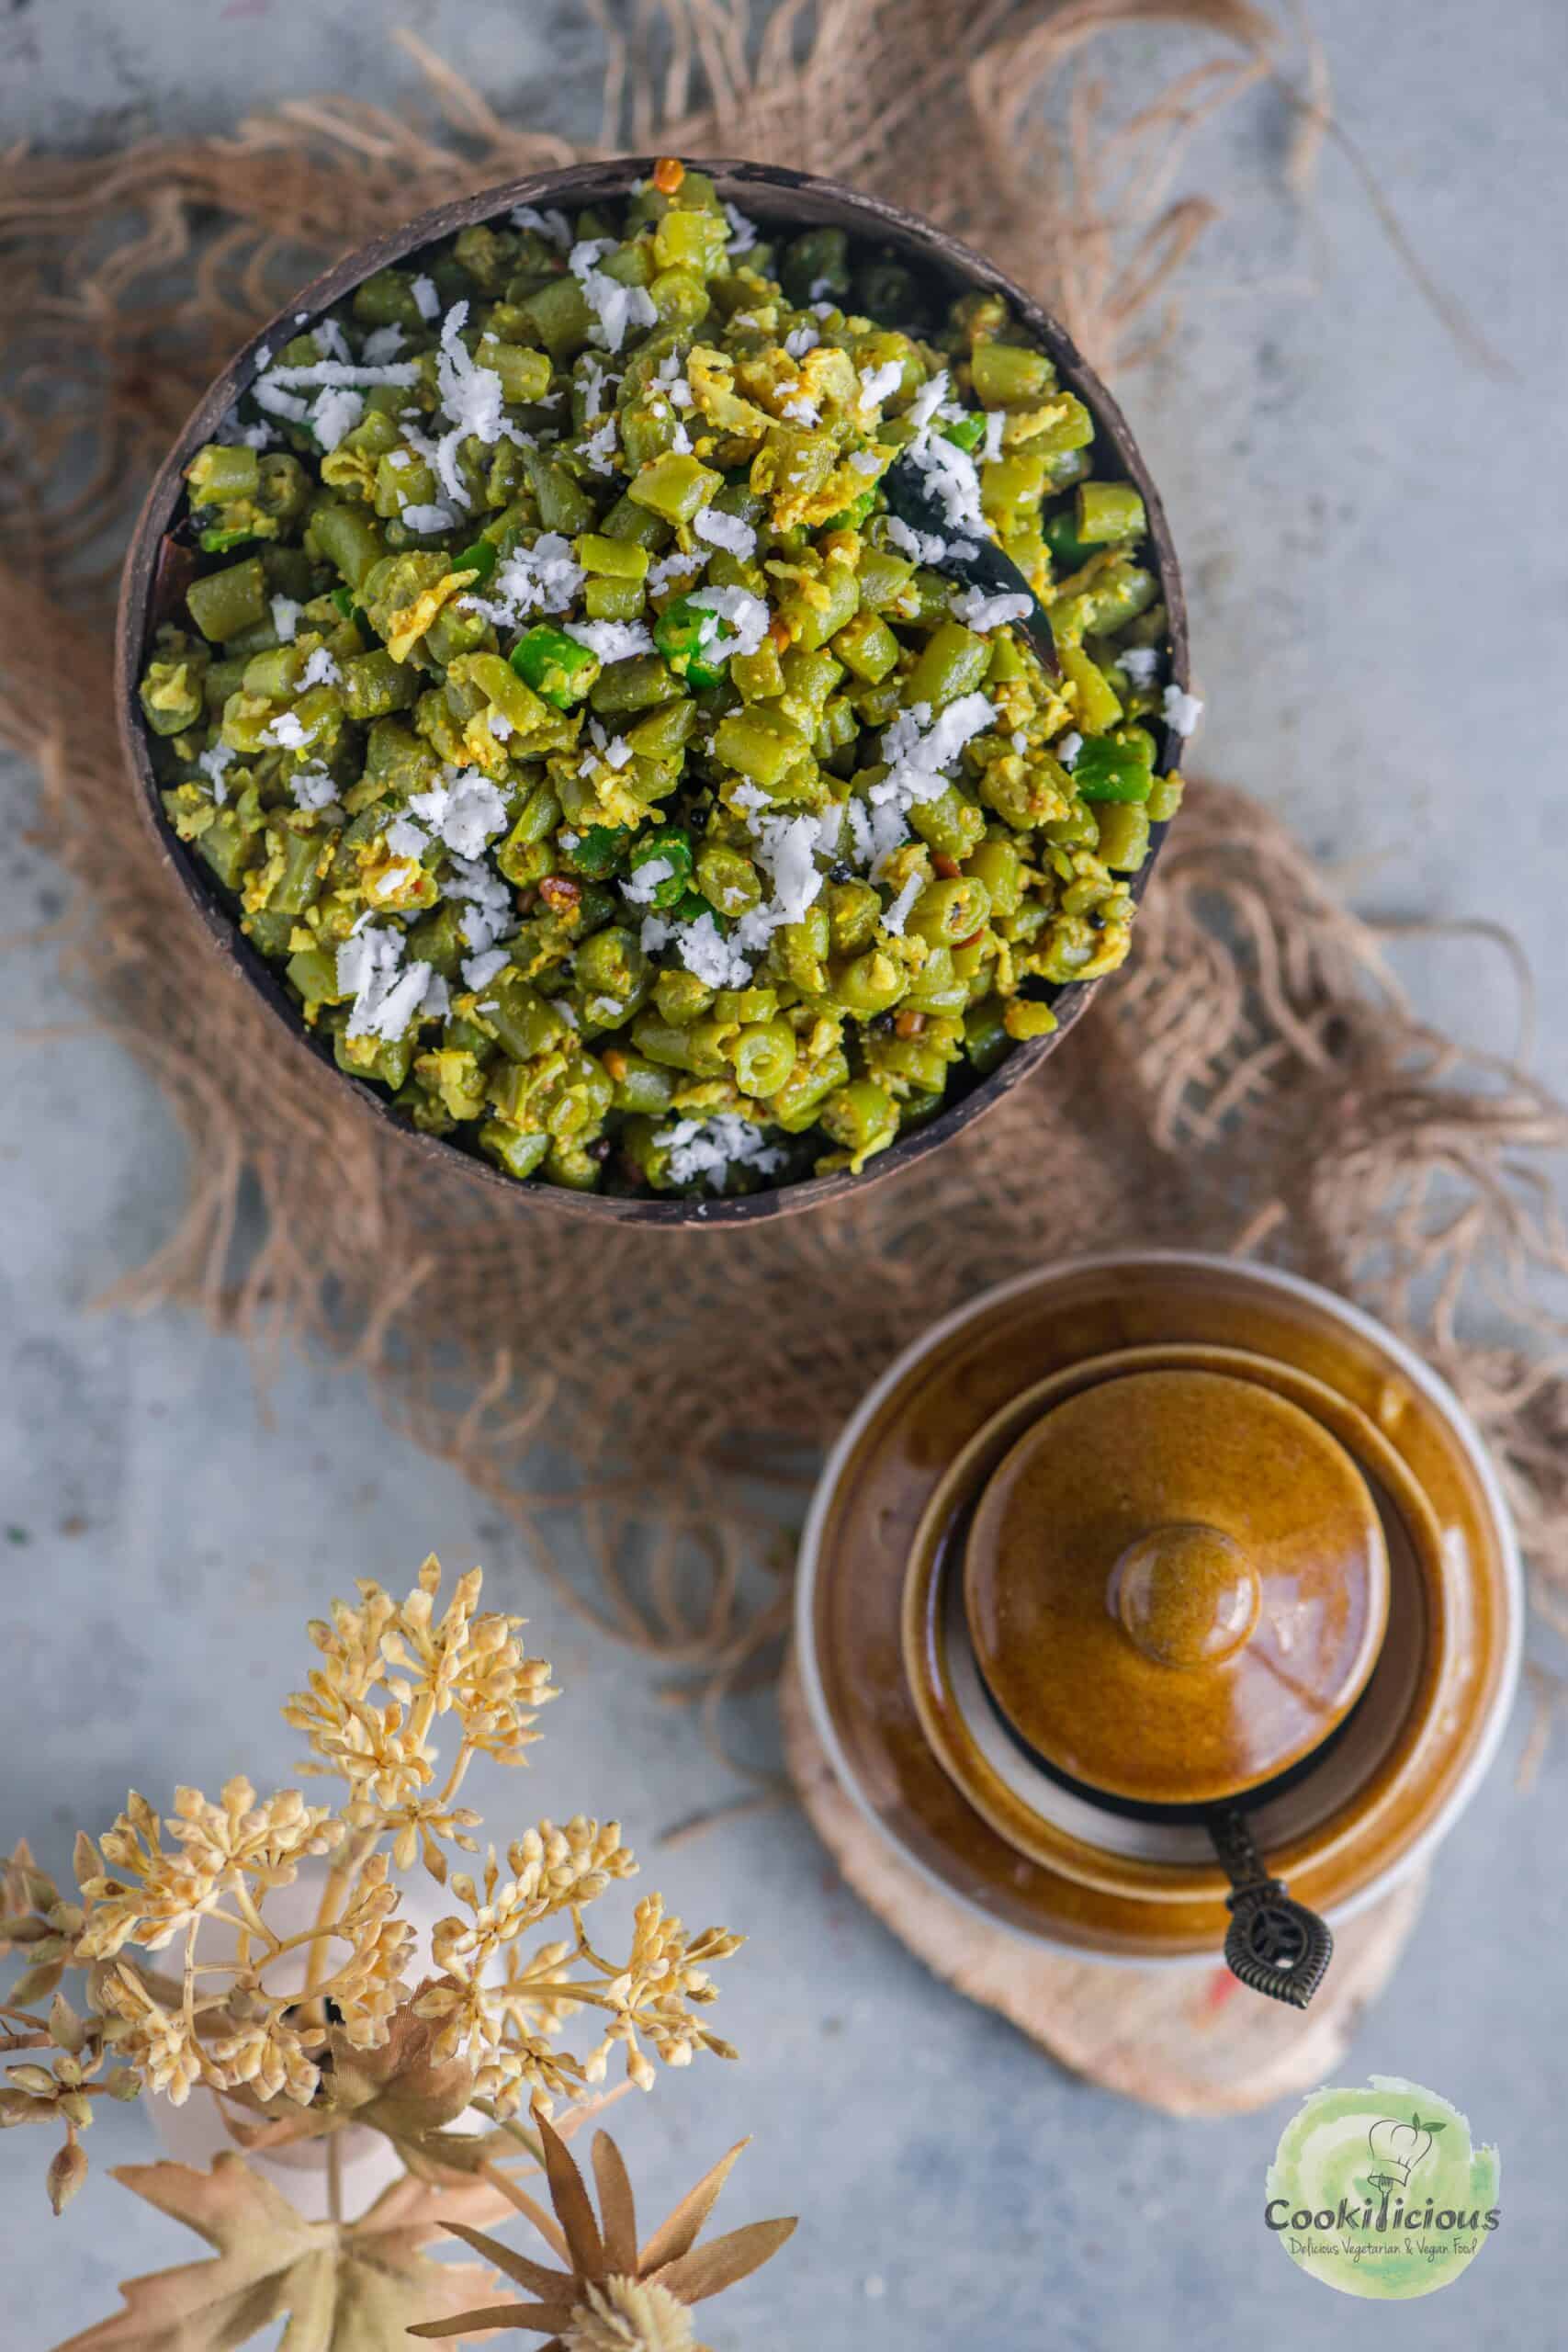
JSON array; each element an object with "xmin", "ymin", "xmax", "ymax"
[{"xmin": 1367, "ymin": 2109, "xmax": 1445, "ymax": 2189}]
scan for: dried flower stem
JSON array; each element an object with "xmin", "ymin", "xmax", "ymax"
[{"xmin": 3, "ymin": 1556, "xmax": 741, "ymax": 2213}]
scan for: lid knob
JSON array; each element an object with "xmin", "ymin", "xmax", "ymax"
[{"xmin": 1111, "ymin": 1522, "xmax": 1260, "ymax": 1668}]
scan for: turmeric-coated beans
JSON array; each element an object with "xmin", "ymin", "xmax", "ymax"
[{"xmin": 139, "ymin": 164, "xmax": 1190, "ymax": 1199}]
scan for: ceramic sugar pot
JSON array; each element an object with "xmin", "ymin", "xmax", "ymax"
[{"xmin": 796, "ymin": 1253, "xmax": 1522, "ymax": 2007}]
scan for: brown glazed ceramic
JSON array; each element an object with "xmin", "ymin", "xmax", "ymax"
[
  {"xmin": 796, "ymin": 1253, "xmax": 1521, "ymax": 1962},
  {"xmin": 116, "ymin": 159, "xmax": 1188, "ymax": 1229},
  {"xmin": 964, "ymin": 1367, "xmax": 1390, "ymax": 1805}
]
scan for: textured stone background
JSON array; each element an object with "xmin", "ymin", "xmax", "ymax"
[{"xmin": 3, "ymin": 4, "xmax": 1564, "ymax": 2346}]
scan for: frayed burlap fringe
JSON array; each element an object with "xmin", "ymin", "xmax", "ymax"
[{"xmin": 2, "ymin": 3, "xmax": 1562, "ymax": 1729}]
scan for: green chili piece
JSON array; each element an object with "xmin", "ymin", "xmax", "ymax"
[
  {"xmin": 628, "ymin": 828, "xmax": 694, "ymax": 910},
  {"xmin": 566, "ymin": 822, "xmax": 631, "ymax": 879},
  {"xmin": 1072, "ymin": 734, "xmax": 1154, "ymax": 804},
  {"xmin": 653, "ymin": 594, "xmax": 728, "ymax": 688},
  {"xmin": 821, "ymin": 485, "xmax": 878, "ymax": 530},
  {"xmin": 510, "ymin": 624, "xmax": 601, "ymax": 709},
  {"xmin": 455, "ymin": 537, "xmax": 499, "ymax": 583},
  {"xmin": 1042, "ymin": 505, "xmax": 1096, "ymax": 571},
  {"xmin": 939, "ymin": 413, "xmax": 986, "ymax": 454}
]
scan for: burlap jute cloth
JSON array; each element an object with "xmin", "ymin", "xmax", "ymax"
[{"xmin": 4, "ymin": 0, "xmax": 1564, "ymax": 1949}]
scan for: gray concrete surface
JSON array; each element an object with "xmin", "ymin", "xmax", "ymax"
[{"xmin": 4, "ymin": 3, "xmax": 1566, "ymax": 2346}]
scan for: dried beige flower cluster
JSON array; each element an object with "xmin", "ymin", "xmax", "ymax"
[{"xmin": 1, "ymin": 1555, "xmax": 740, "ymax": 2218}]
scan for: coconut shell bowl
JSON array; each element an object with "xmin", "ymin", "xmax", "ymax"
[{"xmin": 117, "ymin": 159, "xmax": 1189, "ymax": 1227}]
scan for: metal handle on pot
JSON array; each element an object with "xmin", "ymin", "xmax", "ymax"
[{"xmin": 1210, "ymin": 1808, "xmax": 1334, "ymax": 2008}]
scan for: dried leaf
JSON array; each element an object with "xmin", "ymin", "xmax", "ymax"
[
  {"xmin": 653, "ymin": 2216, "xmax": 798, "ymax": 2304},
  {"xmin": 408, "ymin": 2301, "xmax": 561, "ymax": 2341},
  {"xmin": 350, "ymin": 2169, "xmax": 516, "ymax": 2248},
  {"xmin": 536, "ymin": 2114, "xmax": 603, "ymax": 2279},
  {"xmin": 441, "ymin": 2222, "xmax": 571, "ymax": 2309},
  {"xmin": 461, "ymin": 2165, "xmax": 572, "ymax": 2260},
  {"xmin": 326, "ymin": 2007, "xmax": 476, "ymax": 2145},
  {"xmin": 49, "ymin": 2153, "xmax": 499, "ymax": 2351},
  {"xmin": 637, "ymin": 2143, "xmax": 747, "ymax": 2274},
  {"xmin": 590, "ymin": 2135, "xmax": 637, "ymax": 2275}
]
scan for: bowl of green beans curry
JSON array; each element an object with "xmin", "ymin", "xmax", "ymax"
[{"xmin": 118, "ymin": 158, "xmax": 1191, "ymax": 1223}]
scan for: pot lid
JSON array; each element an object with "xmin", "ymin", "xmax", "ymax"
[{"xmin": 962, "ymin": 1367, "xmax": 1390, "ymax": 1808}]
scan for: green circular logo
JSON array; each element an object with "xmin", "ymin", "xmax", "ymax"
[{"xmin": 1265, "ymin": 2075, "xmax": 1501, "ymax": 2300}]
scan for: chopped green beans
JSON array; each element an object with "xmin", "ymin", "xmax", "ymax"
[
  {"xmin": 1075, "ymin": 481, "xmax": 1147, "ymax": 545},
  {"xmin": 139, "ymin": 170, "xmax": 1179, "ymax": 1200}
]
